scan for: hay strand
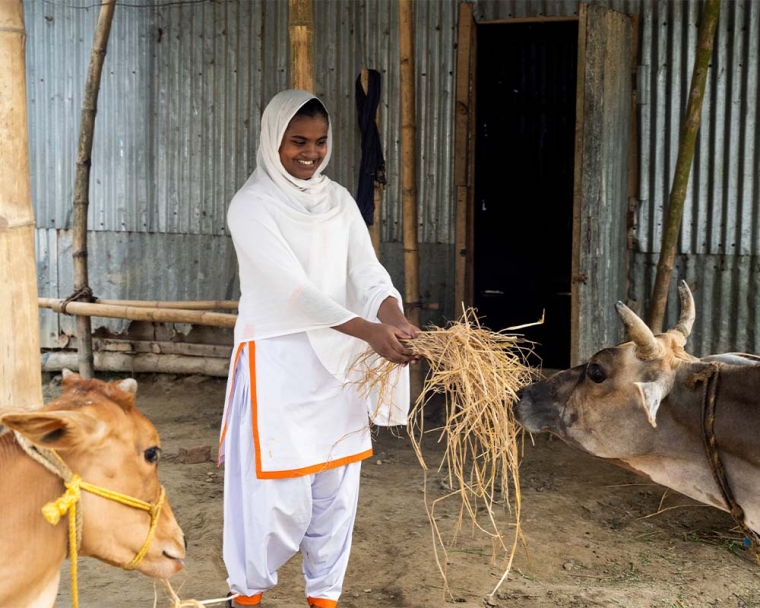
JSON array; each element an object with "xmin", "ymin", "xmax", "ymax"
[{"xmin": 351, "ymin": 307, "xmax": 539, "ymax": 598}]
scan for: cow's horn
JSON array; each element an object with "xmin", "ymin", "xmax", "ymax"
[
  {"xmin": 671, "ymin": 280, "xmax": 695, "ymax": 343},
  {"xmin": 615, "ymin": 301, "xmax": 663, "ymax": 360}
]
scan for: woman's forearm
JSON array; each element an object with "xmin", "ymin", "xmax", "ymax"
[
  {"xmin": 333, "ymin": 316, "xmax": 374, "ymax": 341},
  {"xmin": 377, "ymin": 296, "xmax": 406, "ymax": 326}
]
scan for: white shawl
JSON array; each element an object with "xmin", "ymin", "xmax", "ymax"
[{"xmin": 227, "ymin": 89, "xmax": 409, "ymax": 425}]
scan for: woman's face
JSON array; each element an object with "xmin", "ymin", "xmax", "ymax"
[{"xmin": 278, "ymin": 114, "xmax": 328, "ymax": 180}]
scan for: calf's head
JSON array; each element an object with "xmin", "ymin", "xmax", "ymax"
[
  {"xmin": 514, "ymin": 280, "xmax": 700, "ymax": 459},
  {"xmin": 1, "ymin": 370, "xmax": 186, "ymax": 579}
]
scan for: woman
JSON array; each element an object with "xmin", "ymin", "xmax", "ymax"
[{"xmin": 219, "ymin": 89, "xmax": 417, "ymax": 608}]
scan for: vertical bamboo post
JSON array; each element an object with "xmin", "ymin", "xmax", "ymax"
[
  {"xmin": 289, "ymin": 0, "xmax": 314, "ymax": 92},
  {"xmin": 0, "ymin": 0, "xmax": 43, "ymax": 411},
  {"xmin": 72, "ymin": 0, "xmax": 116, "ymax": 378},
  {"xmin": 646, "ymin": 0, "xmax": 721, "ymax": 332},
  {"xmin": 399, "ymin": 0, "xmax": 422, "ymax": 397},
  {"xmin": 361, "ymin": 68, "xmax": 383, "ymax": 257}
]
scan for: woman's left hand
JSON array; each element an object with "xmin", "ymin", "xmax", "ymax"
[
  {"xmin": 377, "ymin": 296, "xmax": 422, "ymax": 364},
  {"xmin": 392, "ymin": 320, "xmax": 421, "ymax": 364}
]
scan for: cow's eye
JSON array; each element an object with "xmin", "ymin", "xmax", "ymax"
[
  {"xmin": 144, "ymin": 446, "xmax": 162, "ymax": 464},
  {"xmin": 586, "ymin": 363, "xmax": 606, "ymax": 384}
]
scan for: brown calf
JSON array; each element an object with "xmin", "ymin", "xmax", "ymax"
[{"xmin": 0, "ymin": 370, "xmax": 185, "ymax": 607}]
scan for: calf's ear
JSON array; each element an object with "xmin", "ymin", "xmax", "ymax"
[
  {"xmin": 634, "ymin": 380, "xmax": 670, "ymax": 428},
  {"xmin": 0, "ymin": 410, "xmax": 106, "ymax": 450}
]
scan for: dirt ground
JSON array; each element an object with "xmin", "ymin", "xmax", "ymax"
[{"xmin": 46, "ymin": 372, "xmax": 760, "ymax": 608}]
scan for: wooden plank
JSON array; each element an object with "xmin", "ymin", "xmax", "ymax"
[
  {"xmin": 454, "ymin": 2, "xmax": 473, "ymax": 188},
  {"xmin": 478, "ymin": 16, "xmax": 579, "ymax": 25},
  {"xmin": 454, "ymin": 186, "xmax": 468, "ymax": 311},
  {"xmin": 88, "ymin": 338, "xmax": 233, "ymax": 359},
  {"xmin": 454, "ymin": 2, "xmax": 474, "ymax": 310},
  {"xmin": 627, "ymin": 15, "xmax": 641, "ymax": 254},
  {"xmin": 465, "ymin": 20, "xmax": 478, "ymax": 308},
  {"xmin": 572, "ymin": 4, "xmax": 634, "ymax": 364},
  {"xmin": 570, "ymin": 3, "xmax": 588, "ymax": 366},
  {"xmin": 0, "ymin": 0, "xmax": 43, "ymax": 411},
  {"xmin": 289, "ymin": 0, "xmax": 314, "ymax": 92},
  {"xmin": 42, "ymin": 351, "xmax": 230, "ymax": 378}
]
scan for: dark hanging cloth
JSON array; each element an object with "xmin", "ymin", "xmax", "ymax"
[{"xmin": 355, "ymin": 69, "xmax": 386, "ymax": 226}]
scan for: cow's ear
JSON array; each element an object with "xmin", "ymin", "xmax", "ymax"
[
  {"xmin": 634, "ymin": 381, "xmax": 668, "ymax": 427},
  {"xmin": 0, "ymin": 410, "xmax": 106, "ymax": 450},
  {"xmin": 116, "ymin": 378, "xmax": 138, "ymax": 395}
]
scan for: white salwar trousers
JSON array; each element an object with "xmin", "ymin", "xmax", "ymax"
[{"xmin": 223, "ymin": 345, "xmax": 362, "ymax": 605}]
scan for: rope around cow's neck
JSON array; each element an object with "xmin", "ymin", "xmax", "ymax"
[
  {"xmin": 696, "ymin": 363, "xmax": 760, "ymax": 563},
  {"xmin": 14, "ymin": 432, "xmax": 165, "ymax": 608}
]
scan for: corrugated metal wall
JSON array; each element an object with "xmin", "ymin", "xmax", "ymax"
[
  {"xmin": 25, "ymin": 0, "xmax": 458, "ymax": 346},
  {"xmin": 25, "ymin": 0, "xmax": 760, "ymax": 356},
  {"xmin": 476, "ymin": 0, "xmax": 760, "ymax": 356},
  {"xmin": 633, "ymin": 0, "xmax": 760, "ymax": 355}
]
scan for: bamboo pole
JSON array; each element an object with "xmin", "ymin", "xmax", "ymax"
[
  {"xmin": 288, "ymin": 0, "xmax": 314, "ymax": 92},
  {"xmin": 38, "ymin": 298, "xmax": 237, "ymax": 329},
  {"xmin": 94, "ymin": 299, "xmax": 239, "ymax": 310},
  {"xmin": 72, "ymin": 0, "xmax": 117, "ymax": 378},
  {"xmin": 0, "ymin": 0, "xmax": 43, "ymax": 411},
  {"xmin": 646, "ymin": 0, "xmax": 721, "ymax": 332},
  {"xmin": 42, "ymin": 351, "xmax": 230, "ymax": 378},
  {"xmin": 399, "ymin": 0, "xmax": 423, "ymax": 398},
  {"xmin": 361, "ymin": 68, "xmax": 384, "ymax": 257}
]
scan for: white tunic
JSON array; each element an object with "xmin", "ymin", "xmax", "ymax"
[{"xmin": 219, "ymin": 89, "xmax": 409, "ymax": 477}]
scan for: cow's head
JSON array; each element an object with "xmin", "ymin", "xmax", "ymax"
[
  {"xmin": 0, "ymin": 371, "xmax": 186, "ymax": 579},
  {"xmin": 514, "ymin": 281, "xmax": 701, "ymax": 459}
]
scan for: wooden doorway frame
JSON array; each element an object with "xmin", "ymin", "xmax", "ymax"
[
  {"xmin": 453, "ymin": 8, "xmax": 578, "ymax": 314},
  {"xmin": 453, "ymin": 5, "xmax": 638, "ymax": 366}
]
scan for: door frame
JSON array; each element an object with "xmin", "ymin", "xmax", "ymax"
[{"xmin": 453, "ymin": 3, "xmax": 638, "ymax": 365}]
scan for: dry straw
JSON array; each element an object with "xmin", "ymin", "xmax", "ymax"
[{"xmin": 351, "ymin": 307, "xmax": 540, "ymax": 598}]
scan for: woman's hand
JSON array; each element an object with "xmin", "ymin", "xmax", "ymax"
[
  {"xmin": 376, "ymin": 296, "xmax": 421, "ymax": 363},
  {"xmin": 333, "ymin": 317, "xmax": 417, "ymax": 365},
  {"xmin": 362, "ymin": 322, "xmax": 417, "ymax": 365}
]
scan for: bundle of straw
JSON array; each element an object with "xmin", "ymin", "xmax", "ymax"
[{"xmin": 350, "ymin": 307, "xmax": 539, "ymax": 597}]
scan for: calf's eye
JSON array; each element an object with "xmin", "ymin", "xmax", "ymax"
[
  {"xmin": 144, "ymin": 446, "xmax": 162, "ymax": 464},
  {"xmin": 586, "ymin": 363, "xmax": 606, "ymax": 384}
]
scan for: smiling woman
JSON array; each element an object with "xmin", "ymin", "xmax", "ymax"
[
  {"xmin": 220, "ymin": 89, "xmax": 418, "ymax": 608},
  {"xmin": 277, "ymin": 99, "xmax": 329, "ymax": 180}
]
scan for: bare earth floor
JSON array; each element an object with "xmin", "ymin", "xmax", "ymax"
[{"xmin": 46, "ymin": 373, "xmax": 760, "ymax": 608}]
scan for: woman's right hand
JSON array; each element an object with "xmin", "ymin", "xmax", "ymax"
[{"xmin": 361, "ymin": 322, "xmax": 416, "ymax": 365}]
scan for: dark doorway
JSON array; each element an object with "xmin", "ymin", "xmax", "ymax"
[{"xmin": 473, "ymin": 21, "xmax": 578, "ymax": 370}]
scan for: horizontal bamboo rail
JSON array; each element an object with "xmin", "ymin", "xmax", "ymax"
[
  {"xmin": 42, "ymin": 351, "xmax": 229, "ymax": 377},
  {"xmin": 95, "ymin": 299, "xmax": 239, "ymax": 310},
  {"xmin": 39, "ymin": 298, "xmax": 237, "ymax": 328}
]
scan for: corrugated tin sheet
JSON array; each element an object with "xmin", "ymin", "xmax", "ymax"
[
  {"xmin": 24, "ymin": 0, "xmax": 456, "ymax": 244},
  {"xmin": 474, "ymin": 0, "xmax": 760, "ymax": 356},
  {"xmin": 631, "ymin": 0, "xmax": 760, "ymax": 354},
  {"xmin": 25, "ymin": 0, "xmax": 290, "ymax": 235},
  {"xmin": 474, "ymin": 0, "xmax": 644, "ymax": 20},
  {"xmin": 36, "ymin": 228, "xmax": 238, "ymax": 342},
  {"xmin": 24, "ymin": 0, "xmax": 760, "ymax": 356}
]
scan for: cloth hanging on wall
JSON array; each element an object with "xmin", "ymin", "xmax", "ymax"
[{"xmin": 354, "ymin": 69, "xmax": 386, "ymax": 226}]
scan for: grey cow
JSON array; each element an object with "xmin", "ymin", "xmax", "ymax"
[{"xmin": 514, "ymin": 281, "xmax": 760, "ymax": 538}]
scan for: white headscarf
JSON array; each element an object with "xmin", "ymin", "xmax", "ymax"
[{"xmin": 253, "ymin": 89, "xmax": 334, "ymax": 214}]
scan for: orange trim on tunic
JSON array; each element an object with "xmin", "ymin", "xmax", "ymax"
[
  {"xmin": 307, "ymin": 597, "xmax": 338, "ymax": 608},
  {"xmin": 233, "ymin": 592, "xmax": 263, "ymax": 605},
  {"xmin": 217, "ymin": 342, "xmax": 246, "ymax": 465},
  {"xmin": 256, "ymin": 449, "xmax": 373, "ymax": 479},
  {"xmin": 249, "ymin": 340, "xmax": 265, "ymax": 478},
  {"xmin": 237, "ymin": 340, "xmax": 373, "ymax": 479}
]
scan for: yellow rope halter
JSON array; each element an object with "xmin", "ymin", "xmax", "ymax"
[{"xmin": 16, "ymin": 435, "xmax": 165, "ymax": 608}]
